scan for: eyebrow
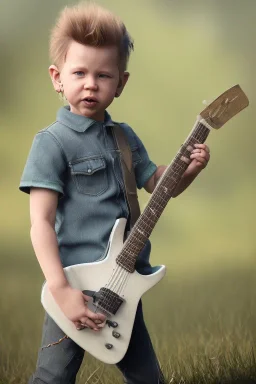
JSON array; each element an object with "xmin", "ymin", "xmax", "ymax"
[
  {"xmin": 70, "ymin": 66, "xmax": 86, "ymax": 71},
  {"xmin": 70, "ymin": 66, "xmax": 115, "ymax": 75},
  {"xmin": 70, "ymin": 65, "xmax": 113, "ymax": 71}
]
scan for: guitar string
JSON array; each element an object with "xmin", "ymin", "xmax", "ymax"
[{"xmin": 94, "ymin": 122, "xmax": 210, "ymax": 315}]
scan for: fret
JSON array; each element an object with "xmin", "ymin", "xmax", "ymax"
[
  {"xmin": 143, "ymin": 207, "xmax": 161, "ymax": 224},
  {"xmin": 126, "ymin": 248, "xmax": 137, "ymax": 259},
  {"xmin": 150, "ymin": 191, "xmax": 168, "ymax": 206},
  {"xmin": 122, "ymin": 239, "xmax": 142, "ymax": 255},
  {"xmin": 160, "ymin": 177, "xmax": 179, "ymax": 193},
  {"xmin": 150, "ymin": 192, "xmax": 169, "ymax": 210},
  {"xmin": 146, "ymin": 201, "xmax": 166, "ymax": 218},
  {"xmin": 143, "ymin": 210, "xmax": 158, "ymax": 225},
  {"xmin": 125, "ymin": 230, "xmax": 147, "ymax": 250},
  {"xmin": 150, "ymin": 192, "xmax": 169, "ymax": 209},
  {"xmin": 127, "ymin": 234, "xmax": 145, "ymax": 248},
  {"xmin": 138, "ymin": 217, "xmax": 154, "ymax": 234},
  {"xmin": 116, "ymin": 255, "xmax": 135, "ymax": 272},
  {"xmin": 133, "ymin": 215, "xmax": 154, "ymax": 234},
  {"xmin": 121, "ymin": 226, "xmax": 154, "ymax": 260},
  {"xmin": 135, "ymin": 222, "xmax": 150, "ymax": 237},
  {"xmin": 136, "ymin": 213, "xmax": 156, "ymax": 233},
  {"xmin": 136, "ymin": 216, "xmax": 152, "ymax": 235}
]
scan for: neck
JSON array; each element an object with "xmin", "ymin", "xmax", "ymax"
[{"xmin": 116, "ymin": 118, "xmax": 210, "ymax": 273}]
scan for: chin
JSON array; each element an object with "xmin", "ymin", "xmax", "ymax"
[{"xmin": 85, "ymin": 111, "xmax": 104, "ymax": 121}]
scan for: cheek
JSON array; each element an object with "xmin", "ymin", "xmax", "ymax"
[
  {"xmin": 107, "ymin": 82, "xmax": 119, "ymax": 96},
  {"xmin": 65, "ymin": 81, "xmax": 82, "ymax": 95},
  {"xmin": 107, "ymin": 89, "xmax": 118, "ymax": 100}
]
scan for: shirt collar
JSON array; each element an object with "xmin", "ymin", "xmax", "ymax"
[{"xmin": 56, "ymin": 105, "xmax": 115, "ymax": 132}]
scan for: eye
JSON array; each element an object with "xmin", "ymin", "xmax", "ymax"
[
  {"xmin": 74, "ymin": 71, "xmax": 84, "ymax": 77},
  {"xmin": 99, "ymin": 74, "xmax": 111, "ymax": 78}
]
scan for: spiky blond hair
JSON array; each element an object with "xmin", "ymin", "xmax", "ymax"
[{"xmin": 49, "ymin": 2, "xmax": 134, "ymax": 71}]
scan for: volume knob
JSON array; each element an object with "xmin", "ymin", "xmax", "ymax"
[{"xmin": 106, "ymin": 320, "xmax": 118, "ymax": 328}]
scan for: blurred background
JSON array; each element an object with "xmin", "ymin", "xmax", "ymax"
[{"xmin": 1, "ymin": 0, "xmax": 256, "ymax": 382}]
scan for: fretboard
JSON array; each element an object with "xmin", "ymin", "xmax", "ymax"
[{"xmin": 116, "ymin": 120, "xmax": 210, "ymax": 273}]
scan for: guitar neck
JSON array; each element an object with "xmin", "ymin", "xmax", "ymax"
[{"xmin": 116, "ymin": 119, "xmax": 210, "ymax": 272}]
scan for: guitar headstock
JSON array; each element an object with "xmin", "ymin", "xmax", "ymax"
[{"xmin": 200, "ymin": 84, "xmax": 249, "ymax": 129}]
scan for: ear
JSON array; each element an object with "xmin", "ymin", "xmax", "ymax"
[
  {"xmin": 115, "ymin": 72, "xmax": 130, "ymax": 98},
  {"xmin": 49, "ymin": 65, "xmax": 62, "ymax": 92}
]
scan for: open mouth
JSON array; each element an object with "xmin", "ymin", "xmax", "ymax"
[{"xmin": 83, "ymin": 97, "xmax": 98, "ymax": 103}]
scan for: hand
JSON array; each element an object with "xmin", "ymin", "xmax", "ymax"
[
  {"xmin": 187, "ymin": 143, "xmax": 210, "ymax": 175},
  {"xmin": 50, "ymin": 285, "xmax": 106, "ymax": 332}
]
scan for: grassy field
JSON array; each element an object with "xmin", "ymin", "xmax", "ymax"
[{"xmin": 1, "ymin": 243, "xmax": 256, "ymax": 384}]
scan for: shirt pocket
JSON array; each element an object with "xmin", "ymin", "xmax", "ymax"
[{"xmin": 70, "ymin": 156, "xmax": 108, "ymax": 196}]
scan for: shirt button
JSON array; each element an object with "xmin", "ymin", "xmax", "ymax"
[{"xmin": 87, "ymin": 168, "xmax": 92, "ymax": 173}]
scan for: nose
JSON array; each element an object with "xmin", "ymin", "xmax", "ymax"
[{"xmin": 84, "ymin": 75, "xmax": 98, "ymax": 91}]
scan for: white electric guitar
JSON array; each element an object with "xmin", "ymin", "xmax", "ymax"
[{"xmin": 41, "ymin": 85, "xmax": 249, "ymax": 364}]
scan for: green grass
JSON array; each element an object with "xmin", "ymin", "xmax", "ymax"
[{"xmin": 1, "ymin": 245, "xmax": 256, "ymax": 384}]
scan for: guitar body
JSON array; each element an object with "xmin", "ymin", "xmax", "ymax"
[{"xmin": 41, "ymin": 218, "xmax": 166, "ymax": 364}]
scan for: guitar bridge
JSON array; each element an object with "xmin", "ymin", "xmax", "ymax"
[{"xmin": 83, "ymin": 288, "xmax": 124, "ymax": 315}]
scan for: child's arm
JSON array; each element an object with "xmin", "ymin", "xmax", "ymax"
[
  {"xmin": 144, "ymin": 143, "xmax": 210, "ymax": 195},
  {"xmin": 30, "ymin": 188, "xmax": 105, "ymax": 331}
]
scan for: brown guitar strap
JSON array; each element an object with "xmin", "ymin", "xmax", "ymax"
[{"xmin": 112, "ymin": 124, "xmax": 141, "ymax": 230}]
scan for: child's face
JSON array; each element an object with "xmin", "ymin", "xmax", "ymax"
[{"xmin": 51, "ymin": 41, "xmax": 128, "ymax": 121}]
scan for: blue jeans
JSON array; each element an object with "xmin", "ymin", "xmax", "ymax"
[{"xmin": 29, "ymin": 301, "xmax": 165, "ymax": 384}]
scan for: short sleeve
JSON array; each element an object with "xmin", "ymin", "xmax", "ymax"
[
  {"xmin": 19, "ymin": 131, "xmax": 67, "ymax": 196},
  {"xmin": 120, "ymin": 123, "xmax": 157, "ymax": 189}
]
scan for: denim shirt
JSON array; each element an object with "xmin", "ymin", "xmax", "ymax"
[{"xmin": 19, "ymin": 106, "xmax": 157, "ymax": 273}]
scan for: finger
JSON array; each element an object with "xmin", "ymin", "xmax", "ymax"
[
  {"xmin": 82, "ymin": 294, "xmax": 90, "ymax": 302},
  {"xmin": 190, "ymin": 151, "xmax": 209, "ymax": 161},
  {"xmin": 190, "ymin": 156, "xmax": 207, "ymax": 166},
  {"xmin": 75, "ymin": 321, "xmax": 87, "ymax": 330},
  {"xmin": 190, "ymin": 153, "xmax": 205, "ymax": 161},
  {"xmin": 191, "ymin": 148, "xmax": 201, "ymax": 154},
  {"xmin": 194, "ymin": 144, "xmax": 210, "ymax": 153},
  {"xmin": 80, "ymin": 316, "xmax": 100, "ymax": 331},
  {"xmin": 191, "ymin": 149, "xmax": 210, "ymax": 156},
  {"xmin": 195, "ymin": 158, "xmax": 208, "ymax": 167},
  {"xmin": 201, "ymin": 151, "xmax": 210, "ymax": 161},
  {"xmin": 86, "ymin": 309, "xmax": 106, "ymax": 322},
  {"xmin": 75, "ymin": 320, "xmax": 87, "ymax": 327},
  {"xmin": 95, "ymin": 319, "xmax": 106, "ymax": 328}
]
